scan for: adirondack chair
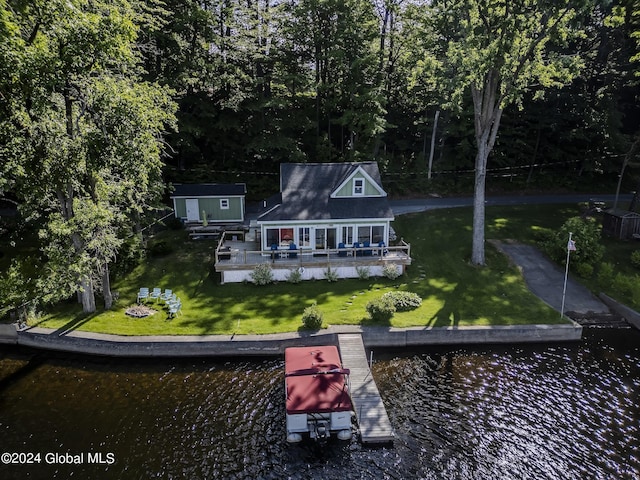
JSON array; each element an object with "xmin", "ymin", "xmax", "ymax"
[{"xmin": 137, "ymin": 288, "xmax": 150, "ymax": 303}]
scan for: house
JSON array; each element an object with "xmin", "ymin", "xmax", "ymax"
[
  {"xmin": 213, "ymin": 162, "xmax": 411, "ymax": 283},
  {"xmin": 171, "ymin": 183, "xmax": 246, "ymax": 224},
  {"xmin": 257, "ymin": 162, "xmax": 394, "ymax": 252}
]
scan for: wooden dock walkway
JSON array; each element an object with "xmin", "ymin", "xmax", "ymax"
[{"xmin": 338, "ymin": 334, "xmax": 394, "ymax": 444}]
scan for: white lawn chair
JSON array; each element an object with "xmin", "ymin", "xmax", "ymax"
[
  {"xmin": 168, "ymin": 300, "xmax": 182, "ymax": 318},
  {"xmin": 160, "ymin": 289, "xmax": 173, "ymax": 302},
  {"xmin": 137, "ymin": 287, "xmax": 150, "ymax": 303},
  {"xmin": 149, "ymin": 287, "xmax": 162, "ymax": 302}
]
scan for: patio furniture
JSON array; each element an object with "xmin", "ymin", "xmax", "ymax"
[
  {"xmin": 353, "ymin": 242, "xmax": 361, "ymax": 256},
  {"xmin": 289, "ymin": 243, "xmax": 298, "ymax": 259},
  {"xmin": 218, "ymin": 246, "xmax": 231, "ymax": 260},
  {"xmin": 271, "ymin": 244, "xmax": 280, "ymax": 260},
  {"xmin": 137, "ymin": 287, "xmax": 149, "ymax": 304},
  {"xmin": 168, "ymin": 300, "xmax": 182, "ymax": 318},
  {"xmin": 338, "ymin": 242, "xmax": 347, "ymax": 257},
  {"xmin": 149, "ymin": 287, "xmax": 162, "ymax": 301},
  {"xmin": 363, "ymin": 241, "xmax": 372, "ymax": 256},
  {"xmin": 377, "ymin": 241, "xmax": 387, "ymax": 256},
  {"xmin": 160, "ymin": 289, "xmax": 173, "ymax": 302}
]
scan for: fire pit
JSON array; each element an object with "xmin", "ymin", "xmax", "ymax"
[{"xmin": 125, "ymin": 305, "xmax": 157, "ymax": 318}]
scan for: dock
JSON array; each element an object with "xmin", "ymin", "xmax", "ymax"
[{"xmin": 338, "ymin": 334, "xmax": 394, "ymax": 444}]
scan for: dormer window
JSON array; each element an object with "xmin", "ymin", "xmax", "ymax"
[{"xmin": 353, "ymin": 178, "xmax": 364, "ymax": 196}]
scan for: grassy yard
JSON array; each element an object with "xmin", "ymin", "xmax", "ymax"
[{"xmin": 27, "ymin": 203, "xmax": 591, "ymax": 335}]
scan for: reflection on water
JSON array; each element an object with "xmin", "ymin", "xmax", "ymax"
[{"xmin": 0, "ymin": 328, "xmax": 639, "ymax": 479}]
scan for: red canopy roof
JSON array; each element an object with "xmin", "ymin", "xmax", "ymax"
[{"xmin": 285, "ymin": 346, "xmax": 352, "ymax": 414}]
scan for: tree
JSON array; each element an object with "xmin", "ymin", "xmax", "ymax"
[
  {"xmin": 420, "ymin": 0, "xmax": 587, "ymax": 264},
  {"xmin": 0, "ymin": 0, "xmax": 176, "ymax": 312}
]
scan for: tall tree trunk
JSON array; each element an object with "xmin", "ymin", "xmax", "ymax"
[
  {"xmin": 470, "ymin": 72, "xmax": 503, "ymax": 266},
  {"xmin": 102, "ymin": 262, "xmax": 113, "ymax": 310},
  {"xmin": 79, "ymin": 276, "xmax": 96, "ymax": 313}
]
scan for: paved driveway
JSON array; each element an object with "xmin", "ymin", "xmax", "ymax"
[{"xmin": 495, "ymin": 242, "xmax": 609, "ymax": 314}]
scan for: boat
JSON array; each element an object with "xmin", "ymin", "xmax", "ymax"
[{"xmin": 285, "ymin": 346, "xmax": 353, "ymax": 443}]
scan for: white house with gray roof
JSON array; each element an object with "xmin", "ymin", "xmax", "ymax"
[
  {"xmin": 213, "ymin": 162, "xmax": 411, "ymax": 284},
  {"xmin": 257, "ymin": 162, "xmax": 394, "ymax": 252}
]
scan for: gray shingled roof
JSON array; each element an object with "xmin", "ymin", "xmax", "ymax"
[
  {"xmin": 171, "ymin": 183, "xmax": 246, "ymax": 197},
  {"xmin": 259, "ymin": 162, "xmax": 393, "ymax": 222}
]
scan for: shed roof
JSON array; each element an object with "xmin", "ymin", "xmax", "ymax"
[{"xmin": 171, "ymin": 183, "xmax": 246, "ymax": 198}]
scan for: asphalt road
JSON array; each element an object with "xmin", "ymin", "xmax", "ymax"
[{"xmin": 389, "ymin": 193, "xmax": 633, "ymax": 215}]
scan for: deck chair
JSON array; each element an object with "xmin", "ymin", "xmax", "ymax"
[
  {"xmin": 137, "ymin": 287, "xmax": 150, "ymax": 303},
  {"xmin": 338, "ymin": 242, "xmax": 347, "ymax": 257},
  {"xmin": 149, "ymin": 287, "xmax": 162, "ymax": 302},
  {"xmin": 353, "ymin": 242, "xmax": 361, "ymax": 256},
  {"xmin": 168, "ymin": 300, "xmax": 182, "ymax": 318},
  {"xmin": 160, "ymin": 289, "xmax": 173, "ymax": 302},
  {"xmin": 377, "ymin": 241, "xmax": 388, "ymax": 256},
  {"xmin": 363, "ymin": 241, "xmax": 372, "ymax": 256},
  {"xmin": 289, "ymin": 243, "xmax": 298, "ymax": 259}
]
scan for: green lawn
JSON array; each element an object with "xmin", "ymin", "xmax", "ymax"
[{"xmin": 31, "ymin": 204, "xmax": 587, "ymax": 335}]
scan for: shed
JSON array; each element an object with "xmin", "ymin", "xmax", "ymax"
[
  {"xmin": 602, "ymin": 209, "xmax": 640, "ymax": 240},
  {"xmin": 171, "ymin": 183, "xmax": 246, "ymax": 223}
]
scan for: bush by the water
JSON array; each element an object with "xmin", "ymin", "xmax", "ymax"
[
  {"xmin": 542, "ymin": 216, "xmax": 604, "ymax": 274},
  {"xmin": 381, "ymin": 291, "xmax": 422, "ymax": 311},
  {"xmin": 301, "ymin": 302, "xmax": 323, "ymax": 329},
  {"xmin": 366, "ymin": 297, "xmax": 396, "ymax": 322}
]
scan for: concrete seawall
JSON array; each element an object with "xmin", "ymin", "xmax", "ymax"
[{"xmin": 5, "ymin": 322, "xmax": 583, "ymax": 358}]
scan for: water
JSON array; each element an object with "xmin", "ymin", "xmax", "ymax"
[{"xmin": 0, "ymin": 328, "xmax": 638, "ymax": 479}]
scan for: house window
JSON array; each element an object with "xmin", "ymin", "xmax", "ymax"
[
  {"xmin": 357, "ymin": 225, "xmax": 386, "ymax": 244},
  {"xmin": 266, "ymin": 228, "xmax": 294, "ymax": 248},
  {"xmin": 353, "ymin": 178, "xmax": 364, "ymax": 196},
  {"xmin": 220, "ymin": 199, "xmax": 230, "ymax": 209},
  {"xmin": 341, "ymin": 226, "xmax": 354, "ymax": 245},
  {"xmin": 298, "ymin": 227, "xmax": 310, "ymax": 247}
]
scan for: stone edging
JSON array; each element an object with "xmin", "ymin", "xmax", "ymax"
[
  {"xmin": 0, "ymin": 322, "xmax": 583, "ymax": 357},
  {"xmin": 598, "ymin": 293, "xmax": 640, "ymax": 331}
]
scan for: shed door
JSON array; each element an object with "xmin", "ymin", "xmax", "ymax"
[{"xmin": 185, "ymin": 199, "xmax": 200, "ymax": 222}]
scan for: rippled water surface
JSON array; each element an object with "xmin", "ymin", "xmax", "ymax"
[{"xmin": 1, "ymin": 329, "xmax": 639, "ymax": 479}]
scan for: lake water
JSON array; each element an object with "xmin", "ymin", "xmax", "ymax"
[{"xmin": 1, "ymin": 328, "xmax": 638, "ymax": 479}]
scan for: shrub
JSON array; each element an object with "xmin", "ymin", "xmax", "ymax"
[
  {"xmin": 631, "ymin": 250, "xmax": 640, "ymax": 270},
  {"xmin": 287, "ymin": 268, "xmax": 302, "ymax": 284},
  {"xmin": 382, "ymin": 264, "xmax": 400, "ymax": 280},
  {"xmin": 543, "ymin": 216, "xmax": 604, "ymax": 270},
  {"xmin": 597, "ymin": 262, "xmax": 615, "ymax": 288},
  {"xmin": 324, "ymin": 267, "xmax": 339, "ymax": 282},
  {"xmin": 366, "ymin": 297, "xmax": 396, "ymax": 322},
  {"xmin": 301, "ymin": 302, "xmax": 323, "ymax": 329},
  {"xmin": 356, "ymin": 266, "xmax": 370, "ymax": 280},
  {"xmin": 165, "ymin": 217, "xmax": 185, "ymax": 230},
  {"xmin": 251, "ymin": 263, "xmax": 273, "ymax": 285},
  {"xmin": 382, "ymin": 291, "xmax": 422, "ymax": 311},
  {"xmin": 574, "ymin": 262, "xmax": 593, "ymax": 279}
]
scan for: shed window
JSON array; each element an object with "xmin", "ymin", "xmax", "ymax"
[{"xmin": 220, "ymin": 199, "xmax": 229, "ymax": 209}]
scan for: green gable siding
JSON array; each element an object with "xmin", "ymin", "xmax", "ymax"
[
  {"xmin": 175, "ymin": 198, "xmax": 187, "ymax": 218},
  {"xmin": 334, "ymin": 176, "xmax": 380, "ymax": 197},
  {"xmin": 174, "ymin": 197, "xmax": 244, "ymax": 221}
]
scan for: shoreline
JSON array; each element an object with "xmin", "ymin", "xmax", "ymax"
[{"xmin": 0, "ymin": 322, "xmax": 583, "ymax": 357}]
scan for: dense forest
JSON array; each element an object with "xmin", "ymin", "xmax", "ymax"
[
  {"xmin": 0, "ymin": 0, "xmax": 639, "ymax": 313},
  {"xmin": 137, "ymin": 0, "xmax": 639, "ymax": 198}
]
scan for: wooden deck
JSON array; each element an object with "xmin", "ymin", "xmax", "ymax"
[{"xmin": 338, "ymin": 334, "xmax": 394, "ymax": 444}]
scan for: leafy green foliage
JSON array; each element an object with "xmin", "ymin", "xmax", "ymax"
[
  {"xmin": 382, "ymin": 264, "xmax": 400, "ymax": 280},
  {"xmin": 250, "ymin": 263, "xmax": 274, "ymax": 286},
  {"xmin": 543, "ymin": 217, "xmax": 605, "ymax": 270},
  {"xmin": 287, "ymin": 268, "xmax": 302, "ymax": 284},
  {"xmin": 356, "ymin": 266, "xmax": 370, "ymax": 280},
  {"xmin": 301, "ymin": 302, "xmax": 323, "ymax": 330},
  {"xmin": 381, "ymin": 291, "xmax": 422, "ymax": 312},
  {"xmin": 631, "ymin": 250, "xmax": 640, "ymax": 269},
  {"xmin": 324, "ymin": 267, "xmax": 339, "ymax": 282},
  {"xmin": 366, "ymin": 297, "xmax": 396, "ymax": 323}
]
